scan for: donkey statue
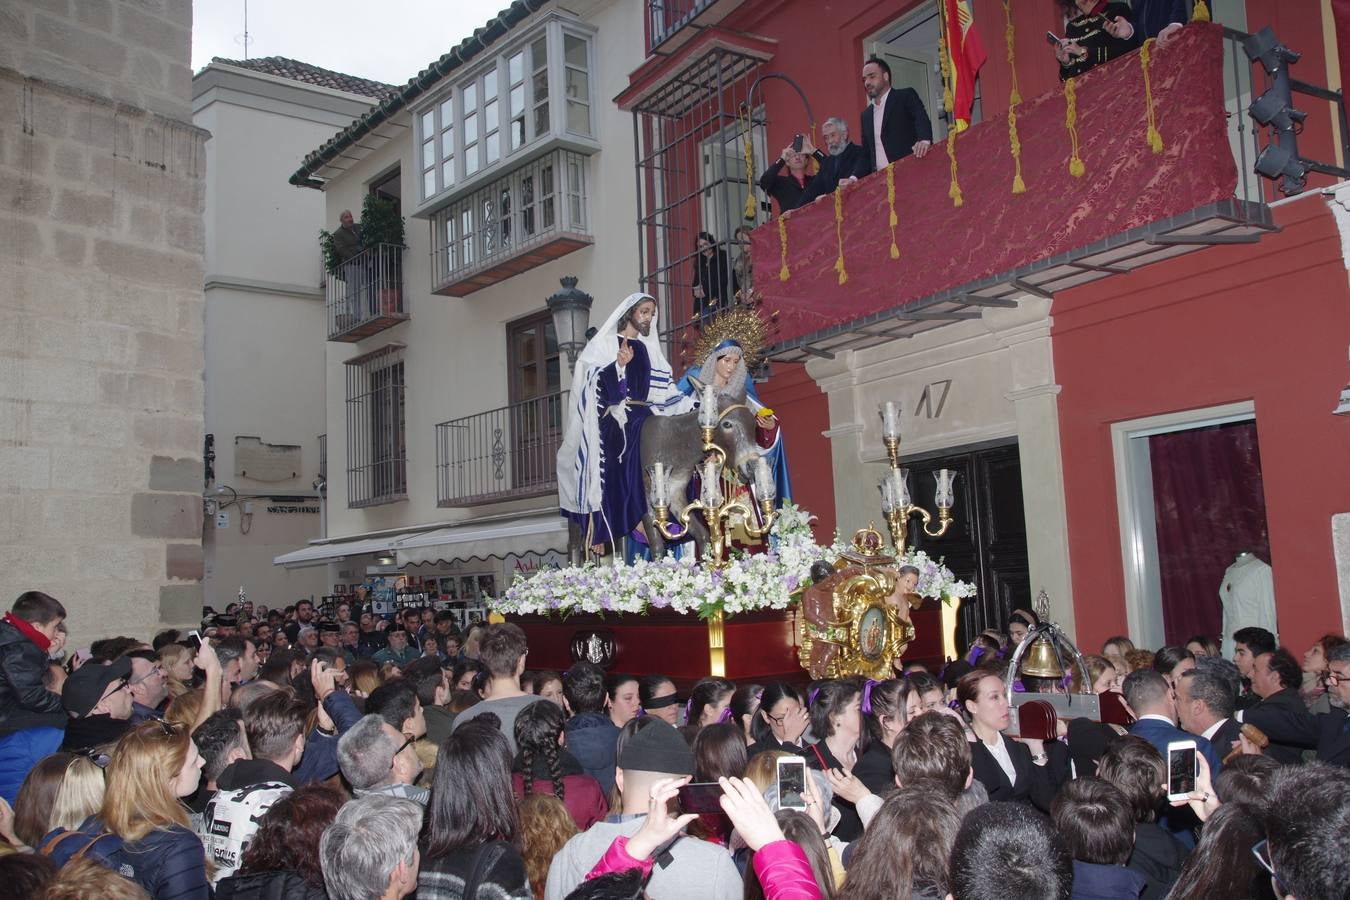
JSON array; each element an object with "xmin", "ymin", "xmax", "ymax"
[{"xmin": 638, "ymin": 376, "xmax": 763, "ymax": 560}]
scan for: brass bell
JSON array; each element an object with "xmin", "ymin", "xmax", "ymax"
[{"xmin": 1021, "ymin": 634, "xmax": 1065, "ymax": 679}]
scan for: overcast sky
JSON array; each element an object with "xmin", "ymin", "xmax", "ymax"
[{"xmin": 191, "ymin": 0, "xmax": 509, "ymax": 86}]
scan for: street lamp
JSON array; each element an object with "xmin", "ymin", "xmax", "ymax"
[
  {"xmin": 876, "ymin": 401, "xmax": 957, "ymax": 550},
  {"xmin": 547, "ymin": 276, "xmax": 593, "ymax": 370}
]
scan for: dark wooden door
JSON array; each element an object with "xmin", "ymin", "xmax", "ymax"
[
  {"xmin": 506, "ymin": 311, "xmax": 563, "ymax": 490},
  {"xmin": 906, "ymin": 441, "xmax": 1029, "ymax": 653}
]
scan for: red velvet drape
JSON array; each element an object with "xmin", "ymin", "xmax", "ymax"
[{"xmin": 1148, "ymin": 421, "xmax": 1271, "ymax": 646}]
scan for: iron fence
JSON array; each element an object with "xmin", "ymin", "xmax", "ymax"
[{"xmin": 436, "ymin": 390, "xmax": 569, "ymax": 505}]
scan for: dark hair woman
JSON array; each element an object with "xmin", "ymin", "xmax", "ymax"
[
  {"xmin": 853, "ymin": 679, "xmax": 908, "ymax": 795},
  {"xmin": 804, "ymin": 679, "xmax": 866, "ymax": 841},
  {"xmin": 216, "ymin": 784, "xmax": 345, "ymax": 899},
  {"xmin": 680, "ymin": 676, "xmax": 735, "ymax": 742},
  {"xmin": 957, "ymin": 670, "xmax": 1065, "ymax": 813},
  {"xmin": 420, "ymin": 719, "xmax": 531, "ymax": 899},
  {"xmin": 728, "ymin": 683, "xmax": 764, "ymax": 745},
  {"xmin": 1167, "ymin": 802, "xmax": 1278, "ymax": 900},
  {"xmin": 511, "ymin": 697, "xmax": 608, "ymax": 831},
  {"xmin": 691, "ymin": 722, "xmax": 749, "ymax": 845},
  {"xmin": 605, "ymin": 673, "xmax": 640, "ymax": 730},
  {"xmin": 749, "ymin": 683, "xmax": 809, "ymax": 758},
  {"xmin": 638, "ymin": 674, "xmax": 679, "ymax": 727},
  {"xmin": 837, "ymin": 786, "xmax": 960, "ymax": 900}
]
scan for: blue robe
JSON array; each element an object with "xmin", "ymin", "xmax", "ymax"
[
  {"xmin": 566, "ymin": 339, "xmax": 652, "ymax": 548},
  {"xmin": 675, "ymin": 367, "xmax": 793, "ymax": 505}
]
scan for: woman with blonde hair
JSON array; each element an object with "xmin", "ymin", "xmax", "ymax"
[
  {"xmin": 157, "ymin": 644, "xmax": 195, "ymax": 698},
  {"xmin": 1102, "ymin": 635, "xmax": 1135, "ymax": 673},
  {"xmin": 40, "ymin": 720, "xmax": 209, "ymax": 899},
  {"xmin": 517, "ymin": 793, "xmax": 577, "ymax": 900},
  {"xmin": 347, "ymin": 659, "xmax": 383, "ymax": 699},
  {"xmin": 11, "ymin": 752, "xmax": 105, "ymax": 849}
]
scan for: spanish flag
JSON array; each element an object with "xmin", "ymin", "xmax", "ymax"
[{"xmin": 943, "ymin": 0, "xmax": 987, "ymax": 133}]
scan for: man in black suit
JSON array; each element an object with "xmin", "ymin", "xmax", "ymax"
[
  {"xmin": 1238, "ymin": 647, "xmax": 1315, "ymax": 765},
  {"xmin": 1245, "ymin": 644, "xmax": 1350, "ymax": 768},
  {"xmin": 1176, "ymin": 659, "xmax": 1242, "ymax": 757},
  {"xmin": 802, "ymin": 117, "xmax": 868, "ymax": 203},
  {"xmin": 860, "ymin": 56, "xmax": 933, "ymax": 174}
]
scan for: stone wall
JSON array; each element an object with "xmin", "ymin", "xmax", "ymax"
[{"xmin": 0, "ymin": 0, "xmax": 206, "ymax": 645}]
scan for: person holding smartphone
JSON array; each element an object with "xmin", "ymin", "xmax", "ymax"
[
  {"xmin": 1056, "ymin": 0, "xmax": 1137, "ymax": 80},
  {"xmin": 757, "ymin": 135, "xmax": 825, "ymax": 215}
]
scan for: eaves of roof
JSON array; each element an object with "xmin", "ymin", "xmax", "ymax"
[{"xmin": 289, "ymin": 0, "xmax": 551, "ymax": 190}]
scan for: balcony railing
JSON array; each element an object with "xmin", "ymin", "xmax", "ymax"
[
  {"xmin": 647, "ymin": 0, "xmax": 744, "ymax": 52},
  {"xmin": 431, "ymin": 150, "xmax": 592, "ymax": 297},
  {"xmin": 436, "ymin": 391, "xmax": 568, "ymax": 506},
  {"xmin": 325, "ymin": 243, "xmax": 408, "ymax": 342}
]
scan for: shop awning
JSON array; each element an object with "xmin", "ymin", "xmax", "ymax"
[
  {"xmin": 272, "ymin": 532, "xmax": 418, "ymax": 569},
  {"xmin": 395, "ymin": 516, "xmax": 567, "ymax": 567}
]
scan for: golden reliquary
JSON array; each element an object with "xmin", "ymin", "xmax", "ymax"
[{"xmin": 798, "ymin": 525, "xmax": 918, "ymax": 680}]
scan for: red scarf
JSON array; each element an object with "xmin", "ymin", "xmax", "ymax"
[{"xmin": 4, "ymin": 612, "xmax": 51, "ymax": 652}]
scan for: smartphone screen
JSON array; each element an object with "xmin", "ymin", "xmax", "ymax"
[
  {"xmin": 777, "ymin": 757, "xmax": 807, "ymax": 810},
  {"xmin": 1168, "ymin": 744, "xmax": 1197, "ymax": 797},
  {"xmin": 185, "ymin": 630, "xmax": 203, "ymax": 652},
  {"xmin": 1046, "ymin": 30, "xmax": 1061, "ymax": 46},
  {"xmin": 676, "ymin": 782, "xmax": 726, "ymax": 815}
]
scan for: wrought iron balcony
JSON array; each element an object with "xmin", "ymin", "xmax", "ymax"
[
  {"xmin": 326, "ymin": 243, "xmax": 408, "ymax": 342},
  {"xmin": 647, "ymin": 0, "xmax": 746, "ymax": 53},
  {"xmin": 436, "ymin": 390, "xmax": 569, "ymax": 506},
  {"xmin": 430, "ymin": 150, "xmax": 592, "ymax": 297}
]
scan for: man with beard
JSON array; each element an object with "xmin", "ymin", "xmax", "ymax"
[
  {"xmin": 804, "ymin": 116, "xmax": 868, "ymax": 201},
  {"xmin": 860, "ymin": 56, "xmax": 933, "ymax": 174},
  {"xmin": 557, "ymin": 293, "xmax": 691, "ymax": 560}
]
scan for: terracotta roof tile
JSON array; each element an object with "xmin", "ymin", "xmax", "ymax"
[{"xmin": 210, "ymin": 55, "xmax": 396, "ymax": 100}]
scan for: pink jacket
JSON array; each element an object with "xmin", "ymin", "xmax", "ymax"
[{"xmin": 585, "ymin": 836, "xmax": 821, "ymax": 900}]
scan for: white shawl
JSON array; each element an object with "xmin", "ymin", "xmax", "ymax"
[{"xmin": 557, "ymin": 293, "xmax": 693, "ymax": 516}]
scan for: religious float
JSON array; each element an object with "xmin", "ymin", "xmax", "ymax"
[{"xmin": 493, "ymin": 304, "xmax": 976, "ymax": 687}]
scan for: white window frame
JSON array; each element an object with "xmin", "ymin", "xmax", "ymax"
[{"xmin": 413, "ymin": 17, "xmax": 596, "ymax": 205}]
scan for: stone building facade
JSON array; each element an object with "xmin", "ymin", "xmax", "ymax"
[{"xmin": 0, "ymin": 0, "xmax": 207, "ymax": 644}]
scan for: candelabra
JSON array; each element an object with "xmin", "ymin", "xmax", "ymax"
[
  {"xmin": 648, "ymin": 384, "xmax": 780, "ymax": 675},
  {"xmin": 877, "ymin": 401, "xmax": 957, "ymax": 551}
]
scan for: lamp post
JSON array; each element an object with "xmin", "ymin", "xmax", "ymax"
[
  {"xmin": 546, "ymin": 276, "xmax": 593, "ymax": 371},
  {"xmin": 877, "ymin": 401, "xmax": 957, "ymax": 551}
]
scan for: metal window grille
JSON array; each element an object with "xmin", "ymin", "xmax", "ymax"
[
  {"xmin": 648, "ymin": 0, "xmax": 718, "ymax": 51},
  {"xmin": 344, "ymin": 345, "xmax": 407, "ymax": 507},
  {"xmin": 629, "ymin": 46, "xmax": 767, "ymax": 364}
]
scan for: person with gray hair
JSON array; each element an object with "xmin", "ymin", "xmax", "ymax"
[
  {"xmin": 337, "ymin": 713, "xmax": 428, "ymax": 806},
  {"xmin": 319, "ymin": 794, "xmax": 422, "ymax": 900},
  {"xmin": 1236, "ymin": 642, "xmax": 1350, "ymax": 768},
  {"xmin": 803, "ymin": 115, "xmax": 867, "ymax": 202},
  {"xmin": 1176, "ymin": 657, "xmax": 1242, "ymax": 756}
]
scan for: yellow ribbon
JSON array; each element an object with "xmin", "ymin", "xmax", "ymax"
[
  {"xmin": 1191, "ymin": 1, "xmax": 1210, "ymax": 22},
  {"xmin": 777, "ymin": 216, "xmax": 790, "ymax": 282},
  {"xmin": 1140, "ymin": 38, "xmax": 1164, "ymax": 154},
  {"xmin": 742, "ymin": 108, "xmax": 757, "ymax": 221},
  {"xmin": 938, "ymin": 2, "xmax": 954, "ymax": 118},
  {"xmin": 1004, "ymin": 0, "xmax": 1026, "ymax": 193},
  {"xmin": 886, "ymin": 164, "xmax": 900, "ymax": 259},
  {"xmin": 947, "ymin": 126, "xmax": 964, "ymax": 207},
  {"xmin": 833, "ymin": 187, "xmax": 848, "ymax": 285},
  {"xmin": 1064, "ymin": 77, "xmax": 1085, "ymax": 178}
]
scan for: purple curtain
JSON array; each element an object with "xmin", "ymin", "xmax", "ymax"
[{"xmin": 1148, "ymin": 421, "xmax": 1271, "ymax": 646}]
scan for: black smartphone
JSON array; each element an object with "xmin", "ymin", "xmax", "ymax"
[
  {"xmin": 184, "ymin": 630, "xmax": 203, "ymax": 652},
  {"xmin": 1046, "ymin": 30, "xmax": 1062, "ymax": 46},
  {"xmin": 677, "ymin": 781, "xmax": 726, "ymax": 814},
  {"xmin": 792, "ymin": 133, "xmax": 804, "ymax": 153}
]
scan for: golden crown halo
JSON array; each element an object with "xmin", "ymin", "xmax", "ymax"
[{"xmin": 690, "ymin": 298, "xmax": 772, "ymax": 372}]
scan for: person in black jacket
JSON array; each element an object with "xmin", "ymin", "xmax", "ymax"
[
  {"xmin": 802, "ymin": 117, "xmax": 868, "ymax": 204},
  {"xmin": 1131, "ymin": 0, "xmax": 1186, "ymax": 46},
  {"xmin": 691, "ymin": 232, "xmax": 739, "ymax": 321},
  {"xmin": 1239, "ymin": 648, "xmax": 1316, "ymax": 765},
  {"xmin": 757, "ymin": 140, "xmax": 823, "ymax": 216},
  {"xmin": 0, "ymin": 591, "xmax": 68, "ymax": 804},
  {"xmin": 957, "ymin": 670, "xmax": 1065, "ymax": 814},
  {"xmin": 860, "ymin": 57, "xmax": 933, "ymax": 174},
  {"xmin": 1056, "ymin": 0, "xmax": 1137, "ymax": 80},
  {"xmin": 1096, "ymin": 736, "xmax": 1189, "ymax": 900}
]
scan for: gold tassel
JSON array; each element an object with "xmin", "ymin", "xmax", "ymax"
[
  {"xmin": 1140, "ymin": 39, "xmax": 1164, "ymax": 154},
  {"xmin": 777, "ymin": 216, "xmax": 790, "ymax": 281},
  {"xmin": 742, "ymin": 109, "xmax": 757, "ymax": 221},
  {"xmin": 1064, "ymin": 77, "xmax": 1085, "ymax": 177},
  {"xmin": 833, "ymin": 187, "xmax": 848, "ymax": 285},
  {"xmin": 1004, "ymin": 0, "xmax": 1026, "ymax": 193},
  {"xmin": 1191, "ymin": 1, "xmax": 1210, "ymax": 22},
  {"xmin": 886, "ymin": 165, "xmax": 900, "ymax": 259},
  {"xmin": 947, "ymin": 125, "xmax": 964, "ymax": 207}
]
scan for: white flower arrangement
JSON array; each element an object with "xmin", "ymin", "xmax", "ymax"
[{"xmin": 495, "ymin": 501, "xmax": 976, "ymax": 619}]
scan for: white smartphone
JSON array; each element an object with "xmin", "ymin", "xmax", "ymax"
[
  {"xmin": 1166, "ymin": 740, "xmax": 1198, "ymax": 802},
  {"xmin": 776, "ymin": 756, "xmax": 808, "ymax": 811}
]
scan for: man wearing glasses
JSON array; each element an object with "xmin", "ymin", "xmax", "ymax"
[
  {"xmin": 59, "ymin": 656, "xmax": 134, "ymax": 752},
  {"xmin": 125, "ymin": 649, "xmax": 169, "ymax": 723},
  {"xmin": 1248, "ymin": 644, "xmax": 1350, "ymax": 769},
  {"xmin": 336, "ymin": 714, "xmax": 428, "ymax": 806}
]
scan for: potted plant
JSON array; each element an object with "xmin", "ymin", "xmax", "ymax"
[{"xmin": 359, "ymin": 194, "xmax": 405, "ymax": 314}]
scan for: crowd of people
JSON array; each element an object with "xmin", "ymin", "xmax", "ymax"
[{"xmin": 0, "ymin": 588, "xmax": 1347, "ymax": 900}]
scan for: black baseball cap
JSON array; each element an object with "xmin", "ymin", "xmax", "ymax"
[{"xmin": 63, "ymin": 657, "xmax": 132, "ymax": 718}]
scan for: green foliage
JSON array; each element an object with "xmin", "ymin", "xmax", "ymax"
[
  {"xmin": 316, "ymin": 194, "xmax": 405, "ymax": 276},
  {"xmin": 318, "ymin": 228, "xmax": 341, "ymax": 276}
]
